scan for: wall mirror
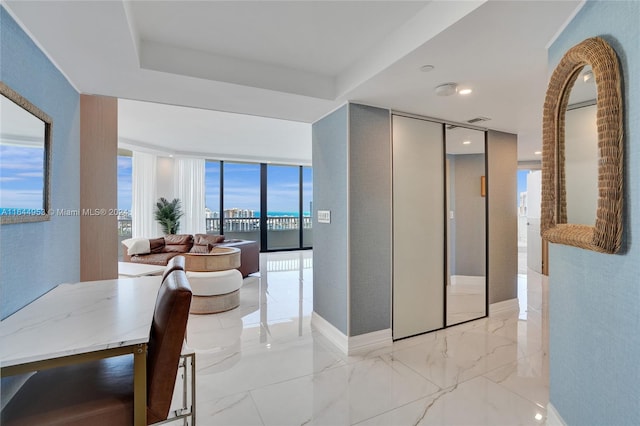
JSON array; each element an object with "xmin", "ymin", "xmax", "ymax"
[
  {"xmin": 565, "ymin": 66, "xmax": 597, "ymax": 226},
  {"xmin": 445, "ymin": 126, "xmax": 487, "ymax": 326},
  {"xmin": 541, "ymin": 37, "xmax": 623, "ymax": 254},
  {"xmin": 0, "ymin": 82, "xmax": 52, "ymax": 224}
]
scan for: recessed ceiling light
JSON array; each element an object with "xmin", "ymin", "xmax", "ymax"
[
  {"xmin": 534, "ymin": 151, "xmax": 542, "ymax": 155},
  {"xmin": 420, "ymin": 64, "xmax": 435, "ymax": 72},
  {"xmin": 435, "ymin": 83, "xmax": 458, "ymax": 96},
  {"xmin": 463, "ymin": 141, "xmax": 471, "ymax": 145},
  {"xmin": 458, "ymin": 88, "xmax": 472, "ymax": 95}
]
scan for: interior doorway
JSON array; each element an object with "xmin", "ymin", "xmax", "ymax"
[
  {"xmin": 517, "ymin": 168, "xmax": 542, "ymax": 319},
  {"xmin": 517, "ymin": 169, "xmax": 542, "ymax": 274}
]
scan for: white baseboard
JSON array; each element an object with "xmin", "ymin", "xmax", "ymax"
[
  {"xmin": 489, "ymin": 298, "xmax": 519, "ymax": 316},
  {"xmin": 311, "ymin": 312, "xmax": 348, "ymax": 354},
  {"xmin": 546, "ymin": 403, "xmax": 567, "ymax": 426},
  {"xmin": 348, "ymin": 328, "xmax": 392, "ymax": 355},
  {"xmin": 311, "ymin": 312, "xmax": 392, "ymax": 355}
]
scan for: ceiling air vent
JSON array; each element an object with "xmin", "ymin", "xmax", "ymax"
[{"xmin": 466, "ymin": 116, "xmax": 491, "ymax": 124}]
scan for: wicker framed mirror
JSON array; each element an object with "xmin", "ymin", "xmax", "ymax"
[{"xmin": 541, "ymin": 37, "xmax": 623, "ymax": 254}]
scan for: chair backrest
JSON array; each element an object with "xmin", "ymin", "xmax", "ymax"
[
  {"xmin": 146, "ymin": 270, "xmax": 192, "ymax": 424},
  {"xmin": 161, "ymin": 255, "xmax": 186, "ymax": 282}
]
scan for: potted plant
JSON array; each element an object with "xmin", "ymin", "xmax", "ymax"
[{"xmin": 154, "ymin": 197, "xmax": 183, "ymax": 235}]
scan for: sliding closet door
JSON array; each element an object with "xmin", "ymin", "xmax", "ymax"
[{"xmin": 392, "ymin": 115, "xmax": 444, "ymax": 339}]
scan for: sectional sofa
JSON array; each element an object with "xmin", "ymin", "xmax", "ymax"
[{"xmin": 122, "ymin": 234, "xmax": 259, "ymax": 277}]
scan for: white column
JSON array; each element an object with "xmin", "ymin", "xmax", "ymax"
[
  {"xmin": 132, "ymin": 152, "xmax": 158, "ymax": 238},
  {"xmin": 174, "ymin": 157, "xmax": 205, "ymax": 235}
]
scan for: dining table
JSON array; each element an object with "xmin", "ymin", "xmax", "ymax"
[{"xmin": 0, "ymin": 276, "xmax": 163, "ymax": 425}]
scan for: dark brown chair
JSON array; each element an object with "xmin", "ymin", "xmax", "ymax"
[
  {"xmin": 162, "ymin": 255, "xmax": 186, "ymax": 282},
  {"xmin": 1, "ymin": 271, "xmax": 193, "ymax": 425}
]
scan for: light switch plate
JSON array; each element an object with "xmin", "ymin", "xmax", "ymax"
[{"xmin": 317, "ymin": 210, "xmax": 331, "ymax": 224}]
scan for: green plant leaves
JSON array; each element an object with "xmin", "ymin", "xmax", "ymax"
[{"xmin": 154, "ymin": 197, "xmax": 184, "ymax": 234}]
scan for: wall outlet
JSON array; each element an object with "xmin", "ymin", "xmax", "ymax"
[{"xmin": 317, "ymin": 210, "xmax": 331, "ymax": 224}]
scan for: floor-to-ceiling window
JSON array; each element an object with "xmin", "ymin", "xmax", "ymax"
[
  {"xmin": 205, "ymin": 160, "xmax": 221, "ymax": 234},
  {"xmin": 204, "ymin": 160, "xmax": 312, "ymax": 251},
  {"xmin": 223, "ymin": 162, "xmax": 261, "ymax": 245},
  {"xmin": 302, "ymin": 166, "xmax": 313, "ymax": 248},
  {"xmin": 117, "ymin": 149, "xmax": 132, "ymax": 259},
  {"xmin": 267, "ymin": 165, "xmax": 300, "ymax": 250}
]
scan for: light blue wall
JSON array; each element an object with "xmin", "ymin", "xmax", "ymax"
[
  {"xmin": 312, "ymin": 105, "xmax": 349, "ymax": 334},
  {"xmin": 348, "ymin": 104, "xmax": 391, "ymax": 336},
  {"xmin": 0, "ymin": 7, "xmax": 80, "ymax": 319},
  {"xmin": 548, "ymin": 1, "xmax": 640, "ymax": 425},
  {"xmin": 312, "ymin": 104, "xmax": 393, "ymax": 337}
]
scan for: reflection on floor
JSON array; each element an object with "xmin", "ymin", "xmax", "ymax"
[
  {"xmin": 187, "ymin": 250, "xmax": 549, "ymax": 425},
  {"xmin": 446, "ymin": 275, "xmax": 486, "ymax": 326}
]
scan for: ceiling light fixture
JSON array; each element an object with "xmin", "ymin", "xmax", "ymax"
[
  {"xmin": 534, "ymin": 151, "xmax": 542, "ymax": 155},
  {"xmin": 467, "ymin": 116, "xmax": 491, "ymax": 124},
  {"xmin": 458, "ymin": 88, "xmax": 472, "ymax": 95},
  {"xmin": 420, "ymin": 64, "xmax": 435, "ymax": 72},
  {"xmin": 435, "ymin": 83, "xmax": 458, "ymax": 96},
  {"xmin": 463, "ymin": 141, "xmax": 471, "ymax": 145},
  {"xmin": 583, "ymin": 70, "xmax": 594, "ymax": 82}
]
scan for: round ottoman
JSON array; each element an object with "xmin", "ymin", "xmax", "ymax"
[{"xmin": 186, "ymin": 269, "xmax": 243, "ymax": 314}]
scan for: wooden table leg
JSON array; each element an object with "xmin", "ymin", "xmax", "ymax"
[{"xmin": 133, "ymin": 343, "xmax": 147, "ymax": 425}]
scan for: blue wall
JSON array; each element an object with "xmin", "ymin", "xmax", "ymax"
[
  {"xmin": 548, "ymin": 1, "xmax": 640, "ymax": 425},
  {"xmin": 1, "ymin": 7, "xmax": 80, "ymax": 319},
  {"xmin": 312, "ymin": 105, "xmax": 349, "ymax": 334},
  {"xmin": 312, "ymin": 103, "xmax": 394, "ymax": 337}
]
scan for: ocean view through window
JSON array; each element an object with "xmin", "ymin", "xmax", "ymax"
[
  {"xmin": 118, "ymin": 157, "xmax": 311, "ymax": 256},
  {"xmin": 206, "ymin": 161, "xmax": 312, "ymax": 250}
]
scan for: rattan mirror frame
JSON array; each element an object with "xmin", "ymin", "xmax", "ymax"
[{"xmin": 541, "ymin": 37, "xmax": 623, "ymax": 254}]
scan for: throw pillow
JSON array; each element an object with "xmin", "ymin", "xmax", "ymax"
[
  {"xmin": 194, "ymin": 234, "xmax": 225, "ymax": 246},
  {"xmin": 189, "ymin": 244, "xmax": 210, "ymax": 254},
  {"xmin": 122, "ymin": 238, "xmax": 150, "ymax": 255}
]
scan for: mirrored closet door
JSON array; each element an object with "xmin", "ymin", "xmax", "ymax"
[{"xmin": 445, "ymin": 126, "xmax": 487, "ymax": 326}]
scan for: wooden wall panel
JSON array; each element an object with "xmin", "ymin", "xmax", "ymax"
[{"xmin": 80, "ymin": 95, "xmax": 118, "ymax": 281}]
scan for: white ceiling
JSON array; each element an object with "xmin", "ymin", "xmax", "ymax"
[{"xmin": 4, "ymin": 0, "xmax": 583, "ymax": 163}]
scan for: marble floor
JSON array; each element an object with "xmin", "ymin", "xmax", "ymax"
[{"xmin": 185, "ymin": 251, "xmax": 548, "ymax": 426}]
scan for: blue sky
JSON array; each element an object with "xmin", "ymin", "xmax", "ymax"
[
  {"xmin": 205, "ymin": 161, "xmax": 312, "ymax": 215},
  {"xmin": 517, "ymin": 169, "xmax": 529, "ymax": 205},
  {"xmin": 0, "ymin": 145, "xmax": 45, "ymax": 209},
  {"xmin": 117, "ymin": 157, "xmax": 312, "ymax": 215}
]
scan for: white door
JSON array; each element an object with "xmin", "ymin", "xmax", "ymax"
[
  {"xmin": 392, "ymin": 115, "xmax": 444, "ymax": 339},
  {"xmin": 526, "ymin": 171, "xmax": 542, "ymax": 273}
]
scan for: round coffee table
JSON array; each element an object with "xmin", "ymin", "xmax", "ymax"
[
  {"xmin": 184, "ymin": 246, "xmax": 241, "ymax": 272},
  {"xmin": 184, "ymin": 247, "xmax": 243, "ymax": 314}
]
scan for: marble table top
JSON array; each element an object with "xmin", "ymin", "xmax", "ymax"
[
  {"xmin": 118, "ymin": 261, "xmax": 166, "ymax": 277},
  {"xmin": 1, "ymin": 276, "xmax": 162, "ymax": 368}
]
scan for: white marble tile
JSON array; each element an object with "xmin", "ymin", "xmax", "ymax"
[
  {"xmin": 185, "ymin": 250, "xmax": 549, "ymax": 426},
  {"xmin": 483, "ymin": 349, "xmax": 549, "ymax": 407},
  {"xmin": 355, "ymin": 376, "xmax": 546, "ymax": 426},
  {"xmin": 196, "ymin": 392, "xmax": 265, "ymax": 426},
  {"xmin": 250, "ymin": 354, "xmax": 440, "ymax": 425},
  {"xmin": 390, "ymin": 328, "xmax": 522, "ymax": 389},
  {"xmin": 197, "ymin": 336, "xmax": 345, "ymax": 401}
]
